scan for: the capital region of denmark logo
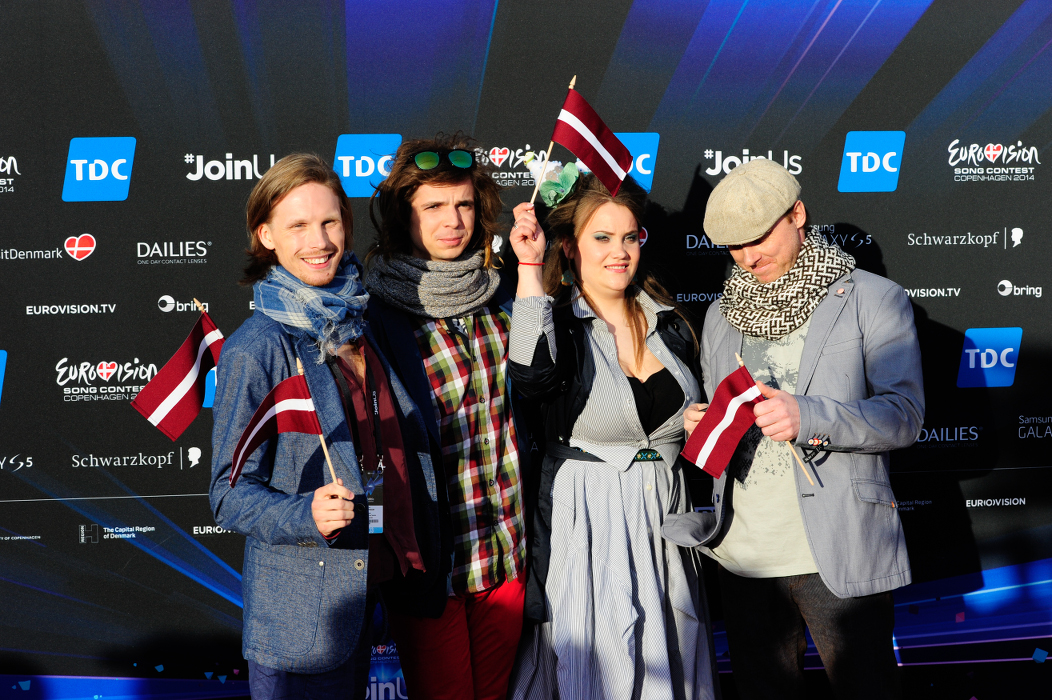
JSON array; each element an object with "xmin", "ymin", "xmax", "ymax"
[
  {"xmin": 62, "ymin": 137, "xmax": 137, "ymax": 202},
  {"xmin": 333, "ymin": 134, "xmax": 402, "ymax": 197},
  {"xmin": 957, "ymin": 327, "xmax": 1022, "ymax": 388},
  {"xmin": 838, "ymin": 131, "xmax": 905, "ymax": 192}
]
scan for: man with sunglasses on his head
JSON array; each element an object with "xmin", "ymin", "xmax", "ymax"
[
  {"xmin": 663, "ymin": 158, "xmax": 924, "ymax": 699},
  {"xmin": 363, "ymin": 135, "xmax": 529, "ymax": 700}
]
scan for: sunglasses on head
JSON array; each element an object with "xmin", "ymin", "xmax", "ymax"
[{"xmin": 412, "ymin": 149, "xmax": 475, "ymax": 171}]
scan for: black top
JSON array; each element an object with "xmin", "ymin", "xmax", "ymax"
[{"xmin": 626, "ymin": 367, "xmax": 684, "ymax": 436}]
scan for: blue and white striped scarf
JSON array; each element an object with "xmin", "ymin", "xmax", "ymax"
[{"xmin": 254, "ymin": 253, "xmax": 369, "ymax": 361}]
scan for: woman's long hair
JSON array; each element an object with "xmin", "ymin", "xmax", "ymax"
[{"xmin": 543, "ymin": 174, "xmax": 696, "ymax": 370}]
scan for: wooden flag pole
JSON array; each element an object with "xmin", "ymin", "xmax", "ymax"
[
  {"xmin": 528, "ymin": 75, "xmax": 577, "ymax": 206},
  {"xmin": 193, "ymin": 298, "xmax": 205, "ymax": 313},
  {"xmin": 735, "ymin": 353, "xmax": 815, "ymax": 487},
  {"xmin": 297, "ymin": 358, "xmax": 339, "ymax": 486}
]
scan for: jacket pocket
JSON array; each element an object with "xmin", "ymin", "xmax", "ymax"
[
  {"xmin": 852, "ymin": 479, "xmax": 897, "ymax": 507},
  {"xmin": 821, "ymin": 337, "xmax": 862, "ymax": 355},
  {"xmin": 243, "ymin": 543, "xmax": 324, "ymax": 656}
]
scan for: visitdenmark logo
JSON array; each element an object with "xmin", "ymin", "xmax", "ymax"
[{"xmin": 65, "ymin": 234, "xmax": 96, "ymax": 260}]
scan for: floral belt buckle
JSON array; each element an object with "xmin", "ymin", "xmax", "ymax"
[{"xmin": 633, "ymin": 449, "xmax": 661, "ymax": 462}]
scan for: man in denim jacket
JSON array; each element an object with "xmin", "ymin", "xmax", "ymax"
[{"xmin": 210, "ymin": 154, "xmax": 435, "ymax": 699}]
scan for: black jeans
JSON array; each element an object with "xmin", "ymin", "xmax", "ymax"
[{"xmin": 718, "ymin": 568, "xmax": 901, "ymax": 700}]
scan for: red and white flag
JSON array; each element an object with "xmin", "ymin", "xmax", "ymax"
[
  {"xmin": 681, "ymin": 365, "xmax": 763, "ymax": 478},
  {"xmin": 552, "ymin": 88, "xmax": 633, "ymax": 196},
  {"xmin": 229, "ymin": 374, "xmax": 323, "ymax": 487},
  {"xmin": 132, "ymin": 312, "xmax": 224, "ymax": 441}
]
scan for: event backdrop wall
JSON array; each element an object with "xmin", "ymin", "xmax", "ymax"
[{"xmin": 2, "ymin": 0, "xmax": 1051, "ymax": 697}]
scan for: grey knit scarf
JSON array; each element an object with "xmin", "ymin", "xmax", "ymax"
[
  {"xmin": 364, "ymin": 250, "xmax": 500, "ymax": 319},
  {"xmin": 720, "ymin": 233, "xmax": 855, "ymax": 340}
]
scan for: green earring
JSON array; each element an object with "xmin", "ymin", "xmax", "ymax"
[{"xmin": 560, "ymin": 268, "xmax": 575, "ymax": 286}]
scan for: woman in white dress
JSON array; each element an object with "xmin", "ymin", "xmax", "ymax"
[{"xmin": 506, "ymin": 173, "xmax": 718, "ymax": 700}]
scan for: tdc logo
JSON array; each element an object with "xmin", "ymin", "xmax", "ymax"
[
  {"xmin": 62, "ymin": 137, "xmax": 137, "ymax": 201},
  {"xmin": 577, "ymin": 133, "xmax": 660, "ymax": 192},
  {"xmin": 957, "ymin": 327, "xmax": 1022, "ymax": 388},
  {"xmin": 333, "ymin": 134, "xmax": 402, "ymax": 197},
  {"xmin": 838, "ymin": 131, "xmax": 905, "ymax": 192},
  {"xmin": 616, "ymin": 133, "xmax": 660, "ymax": 192}
]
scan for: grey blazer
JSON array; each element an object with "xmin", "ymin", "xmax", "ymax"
[{"xmin": 663, "ymin": 269, "xmax": 924, "ymax": 598}]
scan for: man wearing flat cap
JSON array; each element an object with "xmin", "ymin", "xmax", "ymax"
[{"xmin": 664, "ymin": 158, "xmax": 924, "ymax": 699}]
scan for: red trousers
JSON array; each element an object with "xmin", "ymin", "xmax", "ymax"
[{"xmin": 389, "ymin": 576, "xmax": 525, "ymax": 700}]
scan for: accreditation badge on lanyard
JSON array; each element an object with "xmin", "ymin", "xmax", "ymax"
[
  {"xmin": 362, "ymin": 373, "xmax": 385, "ymax": 534},
  {"xmin": 364, "ymin": 460, "xmax": 384, "ymax": 534}
]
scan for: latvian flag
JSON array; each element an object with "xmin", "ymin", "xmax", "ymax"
[
  {"xmin": 229, "ymin": 374, "xmax": 323, "ymax": 487},
  {"xmin": 132, "ymin": 312, "xmax": 224, "ymax": 440},
  {"xmin": 551, "ymin": 88, "xmax": 633, "ymax": 196},
  {"xmin": 681, "ymin": 365, "xmax": 763, "ymax": 478}
]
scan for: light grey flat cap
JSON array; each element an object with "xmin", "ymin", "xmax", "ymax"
[{"xmin": 703, "ymin": 158, "xmax": 801, "ymax": 245}]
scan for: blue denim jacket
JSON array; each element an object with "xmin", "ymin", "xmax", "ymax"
[{"xmin": 210, "ymin": 310, "xmax": 437, "ymax": 672}]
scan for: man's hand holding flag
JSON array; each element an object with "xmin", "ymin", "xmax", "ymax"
[{"xmin": 681, "ymin": 355, "xmax": 814, "ymax": 485}]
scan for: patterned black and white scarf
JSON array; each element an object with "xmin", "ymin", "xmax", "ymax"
[{"xmin": 720, "ymin": 232, "xmax": 855, "ymax": 340}]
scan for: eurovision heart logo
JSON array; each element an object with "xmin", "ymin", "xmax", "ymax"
[
  {"xmin": 488, "ymin": 147, "xmax": 510, "ymax": 168},
  {"xmin": 64, "ymin": 234, "xmax": 96, "ymax": 261},
  {"xmin": 984, "ymin": 143, "xmax": 1003, "ymax": 163},
  {"xmin": 96, "ymin": 361, "xmax": 117, "ymax": 381}
]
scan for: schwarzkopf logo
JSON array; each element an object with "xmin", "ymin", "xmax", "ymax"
[
  {"xmin": 905, "ymin": 227, "xmax": 1025, "ymax": 250},
  {"xmin": 185, "ymin": 153, "xmax": 275, "ymax": 181}
]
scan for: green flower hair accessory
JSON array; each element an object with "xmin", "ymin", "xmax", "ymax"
[{"xmin": 539, "ymin": 161, "xmax": 580, "ymax": 208}]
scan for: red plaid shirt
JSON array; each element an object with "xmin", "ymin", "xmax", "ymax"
[{"xmin": 414, "ymin": 310, "xmax": 525, "ymax": 594}]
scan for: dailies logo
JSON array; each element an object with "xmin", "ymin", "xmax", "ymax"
[
  {"xmin": 62, "ymin": 137, "xmax": 136, "ymax": 202},
  {"xmin": 956, "ymin": 327, "xmax": 1022, "ymax": 388},
  {"xmin": 56, "ymin": 356, "xmax": 157, "ymax": 401},
  {"xmin": 915, "ymin": 425, "xmax": 980, "ymax": 448},
  {"xmin": 333, "ymin": 134, "xmax": 402, "ymax": 197},
  {"xmin": 948, "ymin": 139, "xmax": 1040, "ymax": 182},
  {"xmin": 186, "ymin": 152, "xmax": 275, "ymax": 181},
  {"xmin": 0, "ymin": 156, "xmax": 19, "ymax": 193},
  {"xmin": 838, "ymin": 131, "xmax": 905, "ymax": 192},
  {"xmin": 137, "ymin": 240, "xmax": 210, "ymax": 266},
  {"xmin": 704, "ymin": 147, "xmax": 802, "ymax": 177}
]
